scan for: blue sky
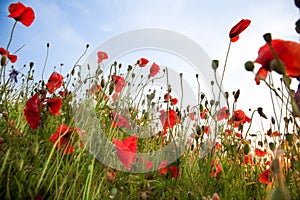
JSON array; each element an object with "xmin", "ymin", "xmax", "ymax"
[{"xmin": 1, "ymin": 0, "xmax": 299, "ymax": 131}]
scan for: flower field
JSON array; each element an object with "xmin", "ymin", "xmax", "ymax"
[{"xmin": 0, "ymin": 2, "xmax": 300, "ymax": 200}]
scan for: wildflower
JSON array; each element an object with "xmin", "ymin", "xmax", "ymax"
[
  {"xmin": 24, "ymin": 93, "xmax": 40, "ymax": 130},
  {"xmin": 0, "ymin": 47, "xmax": 17, "ymax": 63},
  {"xmin": 228, "ymin": 110, "xmax": 251, "ymax": 127},
  {"xmin": 8, "ymin": 2, "xmax": 35, "ymax": 27},
  {"xmin": 243, "ymin": 154, "xmax": 254, "ymax": 165},
  {"xmin": 158, "ymin": 160, "xmax": 180, "ymax": 179},
  {"xmin": 49, "ymin": 124, "xmax": 75, "ymax": 154},
  {"xmin": 210, "ymin": 160, "xmax": 222, "ymax": 177},
  {"xmin": 163, "ymin": 93, "xmax": 178, "ymax": 106},
  {"xmin": 97, "ymin": 51, "xmax": 108, "ymax": 64},
  {"xmin": 200, "ymin": 109, "xmax": 207, "ymax": 119},
  {"xmin": 259, "ymin": 169, "xmax": 272, "ymax": 184},
  {"xmin": 44, "ymin": 97, "xmax": 62, "ymax": 116},
  {"xmin": 150, "ymin": 62, "xmax": 160, "ymax": 77},
  {"xmin": 136, "ymin": 157, "xmax": 153, "ymax": 171},
  {"xmin": 254, "ymin": 39, "xmax": 300, "ymax": 84},
  {"xmin": 229, "ymin": 19, "xmax": 251, "ymax": 42},
  {"xmin": 111, "ymin": 111, "xmax": 130, "ymax": 129},
  {"xmin": 111, "ymin": 75, "xmax": 125, "ymax": 93},
  {"xmin": 216, "ymin": 106, "xmax": 229, "ymax": 121},
  {"xmin": 9, "ymin": 69, "xmax": 19, "ymax": 83},
  {"xmin": 215, "ymin": 142, "xmax": 222, "ymax": 150},
  {"xmin": 46, "ymin": 72, "xmax": 63, "ymax": 94},
  {"xmin": 159, "ymin": 109, "xmax": 180, "ymax": 134},
  {"xmin": 255, "ymin": 148, "xmax": 266, "ymax": 157},
  {"xmin": 112, "ymin": 136, "xmax": 138, "ymax": 170},
  {"xmin": 106, "ymin": 170, "xmax": 117, "ymax": 184},
  {"xmin": 136, "ymin": 58, "xmax": 149, "ymax": 67}
]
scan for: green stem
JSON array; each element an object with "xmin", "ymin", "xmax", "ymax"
[
  {"xmin": 6, "ymin": 21, "xmax": 17, "ymax": 51},
  {"xmin": 218, "ymin": 41, "xmax": 232, "ymax": 102}
]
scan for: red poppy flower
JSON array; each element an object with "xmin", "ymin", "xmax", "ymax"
[
  {"xmin": 136, "ymin": 157, "xmax": 153, "ymax": 171},
  {"xmin": 254, "ymin": 39, "xmax": 300, "ymax": 84},
  {"xmin": 150, "ymin": 62, "xmax": 160, "ymax": 77},
  {"xmin": 112, "ymin": 136, "xmax": 138, "ymax": 170},
  {"xmin": 111, "ymin": 111, "xmax": 130, "ymax": 128},
  {"xmin": 8, "ymin": 2, "xmax": 35, "ymax": 27},
  {"xmin": 228, "ymin": 110, "xmax": 251, "ymax": 127},
  {"xmin": 159, "ymin": 109, "xmax": 180, "ymax": 134},
  {"xmin": 46, "ymin": 72, "xmax": 63, "ymax": 94},
  {"xmin": 106, "ymin": 170, "xmax": 117, "ymax": 184},
  {"xmin": 136, "ymin": 58, "xmax": 149, "ymax": 67},
  {"xmin": 259, "ymin": 169, "xmax": 272, "ymax": 184},
  {"xmin": 44, "ymin": 98, "xmax": 62, "ymax": 116},
  {"xmin": 97, "ymin": 51, "xmax": 108, "ymax": 64},
  {"xmin": 215, "ymin": 142, "xmax": 222, "ymax": 150},
  {"xmin": 216, "ymin": 106, "xmax": 228, "ymax": 121},
  {"xmin": 229, "ymin": 19, "xmax": 251, "ymax": 42},
  {"xmin": 243, "ymin": 154, "xmax": 254, "ymax": 165},
  {"xmin": 111, "ymin": 75, "xmax": 125, "ymax": 93},
  {"xmin": 158, "ymin": 160, "xmax": 169, "ymax": 175},
  {"xmin": 0, "ymin": 47, "xmax": 17, "ymax": 63},
  {"xmin": 204, "ymin": 126, "xmax": 209, "ymax": 134},
  {"xmin": 49, "ymin": 124, "xmax": 75, "ymax": 154},
  {"xmin": 255, "ymin": 148, "xmax": 266, "ymax": 157},
  {"xmin": 163, "ymin": 93, "xmax": 178, "ymax": 106},
  {"xmin": 210, "ymin": 160, "xmax": 222, "ymax": 178},
  {"xmin": 158, "ymin": 161, "xmax": 180, "ymax": 179},
  {"xmin": 24, "ymin": 93, "xmax": 40, "ymax": 130},
  {"xmin": 189, "ymin": 112, "xmax": 195, "ymax": 120},
  {"xmin": 200, "ymin": 109, "xmax": 207, "ymax": 119}
]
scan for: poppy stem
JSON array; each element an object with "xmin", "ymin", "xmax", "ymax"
[
  {"xmin": 42, "ymin": 44, "xmax": 50, "ymax": 82},
  {"xmin": 6, "ymin": 21, "xmax": 17, "ymax": 51},
  {"xmin": 218, "ymin": 41, "xmax": 232, "ymax": 102}
]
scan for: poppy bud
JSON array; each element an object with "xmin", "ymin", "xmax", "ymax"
[
  {"xmin": 295, "ymin": 19, "xmax": 300, "ymax": 34},
  {"xmin": 212, "ymin": 60, "xmax": 219, "ymax": 70},
  {"xmin": 244, "ymin": 61, "xmax": 254, "ymax": 71},
  {"xmin": 224, "ymin": 92, "xmax": 229, "ymax": 99},
  {"xmin": 196, "ymin": 74, "xmax": 198, "ymax": 79},
  {"xmin": 47, "ymin": 43, "xmax": 50, "ymax": 47},
  {"xmin": 109, "ymin": 83, "xmax": 114, "ymax": 95},
  {"xmin": 271, "ymin": 117, "xmax": 275, "ymax": 124},
  {"xmin": 257, "ymin": 107, "xmax": 267, "ymax": 119},
  {"xmin": 29, "ymin": 62, "xmax": 34, "ymax": 69},
  {"xmin": 86, "ymin": 44, "xmax": 89, "ymax": 49},
  {"xmin": 295, "ymin": 0, "xmax": 300, "ymax": 9},
  {"xmin": 269, "ymin": 142, "xmax": 275, "ymax": 151},
  {"xmin": 263, "ymin": 33, "xmax": 272, "ymax": 44},
  {"xmin": 211, "ymin": 81, "xmax": 214, "ymax": 86},
  {"xmin": 234, "ymin": 89, "xmax": 240, "ymax": 102},
  {"xmin": 270, "ymin": 59, "xmax": 286, "ymax": 75},
  {"xmin": 101, "ymin": 78, "xmax": 105, "ymax": 88},
  {"xmin": 244, "ymin": 143, "xmax": 250, "ymax": 155},
  {"xmin": 1, "ymin": 56, "xmax": 7, "ymax": 67},
  {"xmin": 127, "ymin": 65, "xmax": 132, "ymax": 71}
]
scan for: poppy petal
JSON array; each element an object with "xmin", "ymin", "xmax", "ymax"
[
  {"xmin": 24, "ymin": 93, "xmax": 40, "ymax": 130},
  {"xmin": 112, "ymin": 136, "xmax": 138, "ymax": 170}
]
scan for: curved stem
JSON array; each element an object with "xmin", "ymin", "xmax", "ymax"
[
  {"xmin": 218, "ymin": 41, "xmax": 232, "ymax": 102},
  {"xmin": 6, "ymin": 21, "xmax": 17, "ymax": 51}
]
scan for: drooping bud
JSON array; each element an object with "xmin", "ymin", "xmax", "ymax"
[
  {"xmin": 212, "ymin": 60, "xmax": 219, "ymax": 70},
  {"xmin": 263, "ymin": 33, "xmax": 272, "ymax": 44},
  {"xmin": 245, "ymin": 61, "xmax": 254, "ymax": 71}
]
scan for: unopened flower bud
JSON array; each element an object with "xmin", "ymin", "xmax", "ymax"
[
  {"xmin": 245, "ymin": 61, "xmax": 255, "ymax": 71},
  {"xmin": 1, "ymin": 56, "xmax": 7, "ymax": 67},
  {"xmin": 212, "ymin": 60, "xmax": 219, "ymax": 70},
  {"xmin": 263, "ymin": 33, "xmax": 272, "ymax": 44}
]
